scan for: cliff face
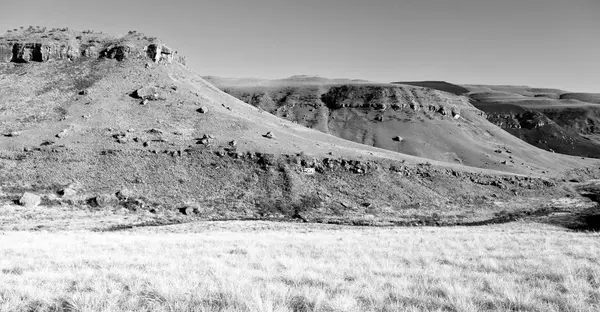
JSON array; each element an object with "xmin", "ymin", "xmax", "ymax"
[{"xmin": 0, "ymin": 28, "xmax": 180, "ymax": 64}]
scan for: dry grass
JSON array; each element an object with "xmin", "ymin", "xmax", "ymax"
[{"xmin": 0, "ymin": 221, "xmax": 599, "ymax": 312}]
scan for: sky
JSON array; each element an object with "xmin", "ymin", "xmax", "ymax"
[{"xmin": 1, "ymin": 0, "xmax": 599, "ymax": 92}]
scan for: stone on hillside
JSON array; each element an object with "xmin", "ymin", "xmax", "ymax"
[
  {"xmin": 88, "ymin": 193, "xmax": 119, "ymax": 208},
  {"xmin": 134, "ymin": 86, "xmax": 160, "ymax": 100},
  {"xmin": 178, "ymin": 204, "xmax": 200, "ymax": 215},
  {"xmin": 115, "ymin": 188, "xmax": 134, "ymax": 201},
  {"xmin": 56, "ymin": 129, "xmax": 68, "ymax": 138},
  {"xmin": 199, "ymin": 134, "xmax": 214, "ymax": 145},
  {"xmin": 58, "ymin": 187, "xmax": 77, "ymax": 199},
  {"xmin": 19, "ymin": 192, "xmax": 41, "ymax": 208},
  {"xmin": 3, "ymin": 131, "xmax": 20, "ymax": 137},
  {"xmin": 146, "ymin": 44, "xmax": 175, "ymax": 64}
]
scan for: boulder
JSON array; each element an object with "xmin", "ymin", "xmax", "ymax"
[
  {"xmin": 88, "ymin": 194, "xmax": 119, "ymax": 208},
  {"xmin": 197, "ymin": 106, "xmax": 208, "ymax": 113},
  {"xmin": 122, "ymin": 198, "xmax": 145, "ymax": 211},
  {"xmin": 178, "ymin": 204, "xmax": 200, "ymax": 216},
  {"xmin": 134, "ymin": 86, "xmax": 160, "ymax": 100},
  {"xmin": 82, "ymin": 46, "xmax": 99, "ymax": 58},
  {"xmin": 146, "ymin": 44, "xmax": 175, "ymax": 64},
  {"xmin": 19, "ymin": 192, "xmax": 41, "ymax": 208},
  {"xmin": 115, "ymin": 188, "xmax": 134, "ymax": 201},
  {"xmin": 58, "ymin": 184, "xmax": 78, "ymax": 199},
  {"xmin": 264, "ymin": 132, "xmax": 274, "ymax": 139}
]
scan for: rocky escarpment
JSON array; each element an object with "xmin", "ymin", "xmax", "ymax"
[
  {"xmin": 320, "ymin": 84, "xmax": 469, "ymax": 118},
  {"xmin": 0, "ymin": 28, "xmax": 181, "ymax": 65}
]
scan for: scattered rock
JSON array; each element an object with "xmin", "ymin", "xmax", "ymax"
[
  {"xmin": 58, "ymin": 185, "xmax": 77, "ymax": 199},
  {"xmin": 3, "ymin": 131, "xmax": 20, "ymax": 137},
  {"xmin": 229, "ymin": 140, "xmax": 237, "ymax": 147},
  {"xmin": 115, "ymin": 188, "xmax": 134, "ymax": 201},
  {"xmin": 56, "ymin": 129, "xmax": 69, "ymax": 138},
  {"xmin": 122, "ymin": 198, "xmax": 145, "ymax": 211},
  {"xmin": 88, "ymin": 194, "xmax": 119, "ymax": 208},
  {"xmin": 134, "ymin": 86, "xmax": 160, "ymax": 100},
  {"xmin": 141, "ymin": 99, "xmax": 149, "ymax": 105},
  {"xmin": 178, "ymin": 205, "xmax": 199, "ymax": 216},
  {"xmin": 19, "ymin": 192, "xmax": 41, "ymax": 208},
  {"xmin": 198, "ymin": 134, "xmax": 214, "ymax": 145},
  {"xmin": 78, "ymin": 90, "xmax": 89, "ymax": 96}
]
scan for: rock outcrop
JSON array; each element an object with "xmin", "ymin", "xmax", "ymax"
[
  {"xmin": 319, "ymin": 84, "xmax": 466, "ymax": 116},
  {"xmin": 19, "ymin": 192, "xmax": 41, "ymax": 208},
  {"xmin": 100, "ymin": 45, "xmax": 131, "ymax": 61},
  {"xmin": 146, "ymin": 44, "xmax": 175, "ymax": 64},
  {"xmin": 0, "ymin": 29, "xmax": 179, "ymax": 65}
]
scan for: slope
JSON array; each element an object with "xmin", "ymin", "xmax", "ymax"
[
  {"xmin": 394, "ymin": 82, "xmax": 600, "ymax": 158},
  {"xmin": 206, "ymin": 76, "xmax": 593, "ymax": 175}
]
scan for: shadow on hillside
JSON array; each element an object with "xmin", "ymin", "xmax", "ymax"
[
  {"xmin": 95, "ymin": 219, "xmax": 185, "ymax": 232},
  {"xmin": 541, "ymin": 207, "xmax": 600, "ymax": 232}
]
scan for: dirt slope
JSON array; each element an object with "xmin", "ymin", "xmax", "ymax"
[{"xmin": 1, "ymin": 28, "xmax": 599, "ymax": 224}]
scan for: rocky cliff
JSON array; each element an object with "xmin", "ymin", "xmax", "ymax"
[{"xmin": 0, "ymin": 27, "xmax": 180, "ymax": 64}]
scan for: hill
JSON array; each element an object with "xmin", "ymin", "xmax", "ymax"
[
  {"xmin": 0, "ymin": 28, "xmax": 599, "ymax": 224},
  {"xmin": 206, "ymin": 76, "xmax": 596, "ymax": 175},
  {"xmin": 394, "ymin": 82, "xmax": 600, "ymax": 158}
]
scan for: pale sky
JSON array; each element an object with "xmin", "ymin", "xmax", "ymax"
[{"xmin": 1, "ymin": 0, "xmax": 599, "ymax": 92}]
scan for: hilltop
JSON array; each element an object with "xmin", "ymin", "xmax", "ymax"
[{"xmin": 0, "ymin": 28, "xmax": 599, "ymax": 225}]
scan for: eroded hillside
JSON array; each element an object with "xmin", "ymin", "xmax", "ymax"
[
  {"xmin": 396, "ymin": 81, "xmax": 600, "ymax": 158},
  {"xmin": 206, "ymin": 76, "xmax": 596, "ymax": 174}
]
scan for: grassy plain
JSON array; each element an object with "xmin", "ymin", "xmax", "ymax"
[{"xmin": 1, "ymin": 221, "xmax": 599, "ymax": 312}]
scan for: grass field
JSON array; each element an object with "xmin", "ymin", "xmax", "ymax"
[{"xmin": 0, "ymin": 221, "xmax": 599, "ymax": 312}]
